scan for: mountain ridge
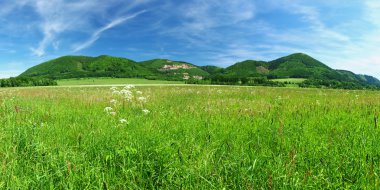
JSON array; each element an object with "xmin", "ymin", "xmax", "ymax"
[{"xmin": 19, "ymin": 53, "xmax": 380, "ymax": 87}]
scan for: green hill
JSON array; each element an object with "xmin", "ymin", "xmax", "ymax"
[
  {"xmin": 268, "ymin": 53, "xmax": 340, "ymax": 79},
  {"xmin": 20, "ymin": 56, "xmax": 208, "ymax": 80},
  {"xmin": 19, "ymin": 53, "xmax": 380, "ymax": 88},
  {"xmin": 216, "ymin": 53, "xmax": 380, "ymax": 86},
  {"xmin": 20, "ymin": 55, "xmax": 150, "ymax": 79},
  {"xmin": 224, "ymin": 60, "xmax": 269, "ymax": 77},
  {"xmin": 199, "ymin": 65, "xmax": 224, "ymax": 75}
]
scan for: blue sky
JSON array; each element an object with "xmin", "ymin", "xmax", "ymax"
[{"xmin": 1, "ymin": 0, "xmax": 380, "ymax": 78}]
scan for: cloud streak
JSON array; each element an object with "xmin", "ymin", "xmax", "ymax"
[
  {"xmin": 1, "ymin": 0, "xmax": 149, "ymax": 57},
  {"xmin": 28, "ymin": 0, "xmax": 101, "ymax": 56},
  {"xmin": 73, "ymin": 10, "xmax": 147, "ymax": 52},
  {"xmin": 2, "ymin": 0, "xmax": 380, "ymax": 79}
]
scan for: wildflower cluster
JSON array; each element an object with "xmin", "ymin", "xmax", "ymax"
[{"xmin": 104, "ymin": 85, "xmax": 150, "ymax": 125}]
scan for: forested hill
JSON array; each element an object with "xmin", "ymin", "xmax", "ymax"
[
  {"xmin": 19, "ymin": 53, "xmax": 380, "ymax": 87},
  {"xmin": 19, "ymin": 55, "xmax": 209, "ymax": 81}
]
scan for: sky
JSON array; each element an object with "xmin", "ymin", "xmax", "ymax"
[{"xmin": 1, "ymin": 0, "xmax": 380, "ymax": 78}]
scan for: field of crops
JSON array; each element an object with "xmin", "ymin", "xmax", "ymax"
[{"xmin": 0, "ymin": 85, "xmax": 379, "ymax": 189}]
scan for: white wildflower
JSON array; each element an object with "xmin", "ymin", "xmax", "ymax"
[
  {"xmin": 110, "ymin": 86, "xmax": 118, "ymax": 91},
  {"xmin": 138, "ymin": 96, "xmax": 147, "ymax": 102},
  {"xmin": 142, "ymin": 109, "xmax": 150, "ymax": 114},
  {"xmin": 112, "ymin": 90, "xmax": 121, "ymax": 95},
  {"xmin": 125, "ymin": 95, "xmax": 133, "ymax": 102},
  {"xmin": 136, "ymin": 91, "xmax": 143, "ymax": 95},
  {"xmin": 119, "ymin": 118, "xmax": 128, "ymax": 124},
  {"xmin": 109, "ymin": 112, "xmax": 116, "ymax": 116},
  {"xmin": 120, "ymin": 89, "xmax": 132, "ymax": 96},
  {"xmin": 110, "ymin": 99, "xmax": 117, "ymax": 104},
  {"xmin": 104, "ymin": 107, "xmax": 113, "ymax": 112},
  {"xmin": 124, "ymin": 85, "xmax": 135, "ymax": 90},
  {"xmin": 120, "ymin": 89, "xmax": 134, "ymax": 101}
]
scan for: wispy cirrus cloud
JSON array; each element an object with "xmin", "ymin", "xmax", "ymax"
[
  {"xmin": 157, "ymin": 0, "xmax": 258, "ymax": 65},
  {"xmin": 2, "ymin": 0, "xmax": 380, "ymax": 79},
  {"xmin": 73, "ymin": 10, "xmax": 147, "ymax": 52},
  {"xmin": 268, "ymin": 0, "xmax": 380, "ymax": 77},
  {"xmin": 29, "ymin": 0, "xmax": 102, "ymax": 56},
  {"xmin": 1, "ymin": 0, "xmax": 150, "ymax": 57}
]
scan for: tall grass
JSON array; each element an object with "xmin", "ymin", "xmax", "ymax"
[{"xmin": 0, "ymin": 86, "xmax": 379, "ymax": 189}]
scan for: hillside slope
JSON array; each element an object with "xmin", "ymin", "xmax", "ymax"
[
  {"xmin": 20, "ymin": 56, "xmax": 207, "ymax": 80},
  {"xmin": 268, "ymin": 53, "xmax": 340, "ymax": 79},
  {"xmin": 214, "ymin": 53, "xmax": 380, "ymax": 86},
  {"xmin": 19, "ymin": 53, "xmax": 380, "ymax": 87},
  {"xmin": 20, "ymin": 55, "xmax": 149, "ymax": 79},
  {"xmin": 224, "ymin": 60, "xmax": 269, "ymax": 77}
]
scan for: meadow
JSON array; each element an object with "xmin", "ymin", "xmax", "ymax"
[
  {"xmin": 0, "ymin": 85, "xmax": 379, "ymax": 189},
  {"xmin": 271, "ymin": 78, "xmax": 306, "ymax": 84},
  {"xmin": 57, "ymin": 78, "xmax": 184, "ymax": 86}
]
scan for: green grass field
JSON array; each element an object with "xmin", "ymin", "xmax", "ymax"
[
  {"xmin": 0, "ymin": 85, "xmax": 379, "ymax": 189},
  {"xmin": 271, "ymin": 78, "xmax": 306, "ymax": 83},
  {"xmin": 57, "ymin": 77, "xmax": 184, "ymax": 86},
  {"xmin": 270, "ymin": 78, "xmax": 306, "ymax": 87}
]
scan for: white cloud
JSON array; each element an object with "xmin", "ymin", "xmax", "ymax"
[
  {"xmin": 220, "ymin": 0, "xmax": 380, "ymax": 78},
  {"xmin": 2, "ymin": 0, "xmax": 380, "ymax": 79},
  {"xmin": 28, "ymin": 0, "xmax": 101, "ymax": 56},
  {"xmin": 164, "ymin": 0, "xmax": 255, "ymax": 41},
  {"xmin": 181, "ymin": 0, "xmax": 255, "ymax": 31},
  {"xmin": 1, "ymin": 0, "xmax": 149, "ymax": 57},
  {"xmin": 314, "ymin": 0, "xmax": 380, "ymax": 77},
  {"xmin": 73, "ymin": 10, "xmax": 147, "ymax": 52}
]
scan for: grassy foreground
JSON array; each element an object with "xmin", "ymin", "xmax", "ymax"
[
  {"xmin": 57, "ymin": 77, "xmax": 184, "ymax": 86},
  {"xmin": 0, "ymin": 85, "xmax": 380, "ymax": 189}
]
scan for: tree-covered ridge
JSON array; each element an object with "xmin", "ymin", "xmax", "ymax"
[
  {"xmin": 19, "ymin": 53, "xmax": 380, "ymax": 89},
  {"xmin": 209, "ymin": 53, "xmax": 380, "ymax": 87},
  {"xmin": 20, "ymin": 56, "xmax": 208, "ymax": 81},
  {"xmin": 20, "ymin": 55, "xmax": 150, "ymax": 79}
]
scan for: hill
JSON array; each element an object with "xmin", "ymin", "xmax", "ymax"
[
  {"xmin": 20, "ymin": 55, "xmax": 149, "ymax": 79},
  {"xmin": 214, "ymin": 53, "xmax": 380, "ymax": 87},
  {"xmin": 268, "ymin": 53, "xmax": 339, "ymax": 79},
  {"xmin": 19, "ymin": 53, "xmax": 380, "ymax": 88},
  {"xmin": 20, "ymin": 56, "xmax": 208, "ymax": 80},
  {"xmin": 224, "ymin": 60, "xmax": 269, "ymax": 77}
]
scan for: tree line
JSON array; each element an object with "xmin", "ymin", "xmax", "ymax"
[
  {"xmin": 299, "ymin": 79, "xmax": 380, "ymax": 90},
  {"xmin": 186, "ymin": 75, "xmax": 286, "ymax": 87},
  {"xmin": 186, "ymin": 75, "xmax": 380, "ymax": 90}
]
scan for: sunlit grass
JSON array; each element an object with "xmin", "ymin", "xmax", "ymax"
[
  {"xmin": 271, "ymin": 78, "xmax": 306, "ymax": 83},
  {"xmin": 0, "ymin": 85, "xmax": 379, "ymax": 189},
  {"xmin": 57, "ymin": 77, "xmax": 184, "ymax": 86}
]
